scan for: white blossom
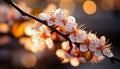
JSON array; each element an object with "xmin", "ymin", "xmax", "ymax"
[
  {"xmin": 80, "ymin": 44, "xmax": 88, "ymax": 52},
  {"xmin": 103, "ymin": 48, "xmax": 113, "ymax": 58},
  {"xmin": 99, "ymin": 36, "xmax": 106, "ymax": 46},
  {"xmin": 54, "ymin": 8, "xmax": 66, "ymax": 26},
  {"xmin": 39, "ymin": 13, "xmax": 55, "ymax": 26},
  {"xmin": 69, "ymin": 30, "xmax": 87, "ymax": 43},
  {"xmin": 32, "ymin": 25, "xmax": 53, "ymax": 49},
  {"xmin": 94, "ymin": 50, "xmax": 102, "ymax": 57},
  {"xmin": 66, "ymin": 16, "xmax": 78, "ymax": 32}
]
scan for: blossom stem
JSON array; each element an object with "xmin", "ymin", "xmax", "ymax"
[{"xmin": 3, "ymin": 0, "xmax": 120, "ymax": 63}]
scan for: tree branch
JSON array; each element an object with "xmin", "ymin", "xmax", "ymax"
[
  {"xmin": 3, "ymin": 0, "xmax": 120, "ymax": 64},
  {"xmin": 3, "ymin": 0, "xmax": 75, "ymax": 46}
]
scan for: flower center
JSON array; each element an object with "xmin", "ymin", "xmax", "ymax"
[
  {"xmin": 71, "ymin": 30, "xmax": 77, "ymax": 34},
  {"xmin": 61, "ymin": 19, "xmax": 67, "ymax": 25},
  {"xmin": 41, "ymin": 32, "xmax": 49, "ymax": 39},
  {"xmin": 84, "ymin": 39, "xmax": 90, "ymax": 46},
  {"xmin": 50, "ymin": 17, "xmax": 56, "ymax": 22}
]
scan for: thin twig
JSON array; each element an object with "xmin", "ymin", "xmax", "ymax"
[
  {"xmin": 2, "ymin": 0, "xmax": 120, "ymax": 63},
  {"xmin": 3, "ymin": 0, "xmax": 75, "ymax": 47}
]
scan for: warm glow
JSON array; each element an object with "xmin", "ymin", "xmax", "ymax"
[
  {"xmin": 25, "ymin": 25, "xmax": 34, "ymax": 36},
  {"xmin": 0, "ymin": 23, "xmax": 9, "ymax": 33},
  {"xmin": 83, "ymin": 0, "xmax": 97, "ymax": 15},
  {"xmin": 84, "ymin": 50, "xmax": 93, "ymax": 60},
  {"xmin": 45, "ymin": 38, "xmax": 54, "ymax": 49},
  {"xmin": 70, "ymin": 57, "xmax": 80, "ymax": 67},
  {"xmin": 19, "ymin": 37, "xmax": 46, "ymax": 52},
  {"xmin": 51, "ymin": 32, "xmax": 58, "ymax": 40},
  {"xmin": 11, "ymin": 23, "xmax": 25, "ymax": 38},
  {"xmin": 0, "ymin": 36, "xmax": 11, "ymax": 45},
  {"xmin": 101, "ymin": 0, "xmax": 114, "ymax": 10},
  {"xmin": 56, "ymin": 49, "xmax": 65, "ymax": 58},
  {"xmin": 59, "ymin": 0, "xmax": 75, "ymax": 14},
  {"xmin": 21, "ymin": 53, "xmax": 37, "ymax": 68},
  {"xmin": 18, "ymin": 1, "xmax": 32, "ymax": 13},
  {"xmin": 30, "ymin": 43, "xmax": 46, "ymax": 53},
  {"xmin": 44, "ymin": 3, "xmax": 57, "ymax": 12},
  {"xmin": 61, "ymin": 41, "xmax": 70, "ymax": 51},
  {"xmin": 56, "ymin": 49, "xmax": 70, "ymax": 64},
  {"xmin": 19, "ymin": 37, "xmax": 32, "ymax": 50},
  {"xmin": 61, "ymin": 58, "xmax": 69, "ymax": 64}
]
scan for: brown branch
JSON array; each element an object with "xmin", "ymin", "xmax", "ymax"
[
  {"xmin": 3, "ymin": 0, "xmax": 75, "ymax": 46},
  {"xmin": 2, "ymin": 0, "xmax": 120, "ymax": 64}
]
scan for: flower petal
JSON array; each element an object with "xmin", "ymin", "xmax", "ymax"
[
  {"xmin": 87, "ymin": 33, "xmax": 96, "ymax": 40},
  {"xmin": 79, "ymin": 57, "xmax": 86, "ymax": 64},
  {"xmin": 48, "ymin": 20, "xmax": 54, "ymax": 26},
  {"xmin": 54, "ymin": 8, "xmax": 64, "ymax": 20},
  {"xmin": 54, "ymin": 8, "xmax": 65, "ymax": 26},
  {"xmin": 32, "ymin": 33, "xmax": 42, "ymax": 43},
  {"xmin": 80, "ymin": 44, "xmax": 88, "ymax": 52},
  {"xmin": 99, "ymin": 56, "xmax": 105, "ymax": 61},
  {"xmin": 103, "ymin": 48, "xmax": 113, "ymax": 58},
  {"xmin": 69, "ymin": 34, "xmax": 76, "ymax": 42},
  {"xmin": 99, "ymin": 36, "xmax": 106, "ymax": 45},
  {"xmin": 67, "ymin": 16, "xmax": 76, "ymax": 23},
  {"xmin": 78, "ymin": 30, "xmax": 86, "ymax": 43},
  {"xmin": 89, "ymin": 44, "xmax": 97, "ymax": 52},
  {"xmin": 56, "ymin": 19, "xmax": 64, "ymax": 26},
  {"xmin": 90, "ymin": 38, "xmax": 99, "ymax": 47},
  {"xmin": 66, "ymin": 16, "xmax": 78, "ymax": 32},
  {"xmin": 39, "ymin": 13, "xmax": 49, "ymax": 20},
  {"xmin": 94, "ymin": 50, "xmax": 102, "ymax": 57},
  {"xmin": 45, "ymin": 38, "xmax": 54, "ymax": 49}
]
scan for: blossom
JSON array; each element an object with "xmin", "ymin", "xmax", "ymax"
[
  {"xmin": 54, "ymin": 8, "xmax": 66, "ymax": 26},
  {"xmin": 39, "ymin": 8, "xmax": 78, "ymax": 32},
  {"xmin": 103, "ymin": 48, "xmax": 113, "ymax": 58},
  {"xmin": 90, "ymin": 56, "xmax": 105, "ymax": 64},
  {"xmin": 99, "ymin": 36, "xmax": 113, "ymax": 58},
  {"xmin": 54, "ymin": 8, "xmax": 78, "ymax": 32},
  {"xmin": 33, "ymin": 8, "xmax": 114, "ymax": 66},
  {"xmin": 56, "ymin": 41, "xmax": 87, "ymax": 66},
  {"xmin": 39, "ymin": 12, "xmax": 55, "ymax": 26},
  {"xmin": 65, "ymin": 16, "xmax": 78, "ymax": 32},
  {"xmin": 69, "ymin": 29, "xmax": 86, "ymax": 43},
  {"xmin": 32, "ymin": 25, "xmax": 53, "ymax": 49},
  {"xmin": 79, "ymin": 32, "xmax": 98, "ymax": 52}
]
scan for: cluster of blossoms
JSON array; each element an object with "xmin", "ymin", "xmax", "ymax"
[{"xmin": 31, "ymin": 8, "xmax": 113, "ymax": 67}]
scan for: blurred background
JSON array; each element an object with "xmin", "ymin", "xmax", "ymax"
[{"xmin": 0, "ymin": 0, "xmax": 120, "ymax": 69}]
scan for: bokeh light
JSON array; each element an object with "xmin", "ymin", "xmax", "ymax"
[
  {"xmin": 59, "ymin": 0, "xmax": 75, "ymax": 14},
  {"xmin": 0, "ymin": 0, "xmax": 120, "ymax": 69},
  {"xmin": 83, "ymin": 0, "xmax": 97, "ymax": 15},
  {"xmin": 101, "ymin": 0, "xmax": 114, "ymax": 10},
  {"xmin": 0, "ymin": 23, "xmax": 9, "ymax": 33},
  {"xmin": 44, "ymin": 3, "xmax": 57, "ymax": 12},
  {"xmin": 21, "ymin": 53, "xmax": 37, "ymax": 68},
  {"xmin": 70, "ymin": 57, "xmax": 80, "ymax": 67}
]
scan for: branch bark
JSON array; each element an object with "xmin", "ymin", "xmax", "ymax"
[{"xmin": 2, "ymin": 0, "xmax": 120, "ymax": 64}]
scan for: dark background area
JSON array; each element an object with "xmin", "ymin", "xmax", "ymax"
[{"xmin": 0, "ymin": 0, "xmax": 120, "ymax": 69}]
